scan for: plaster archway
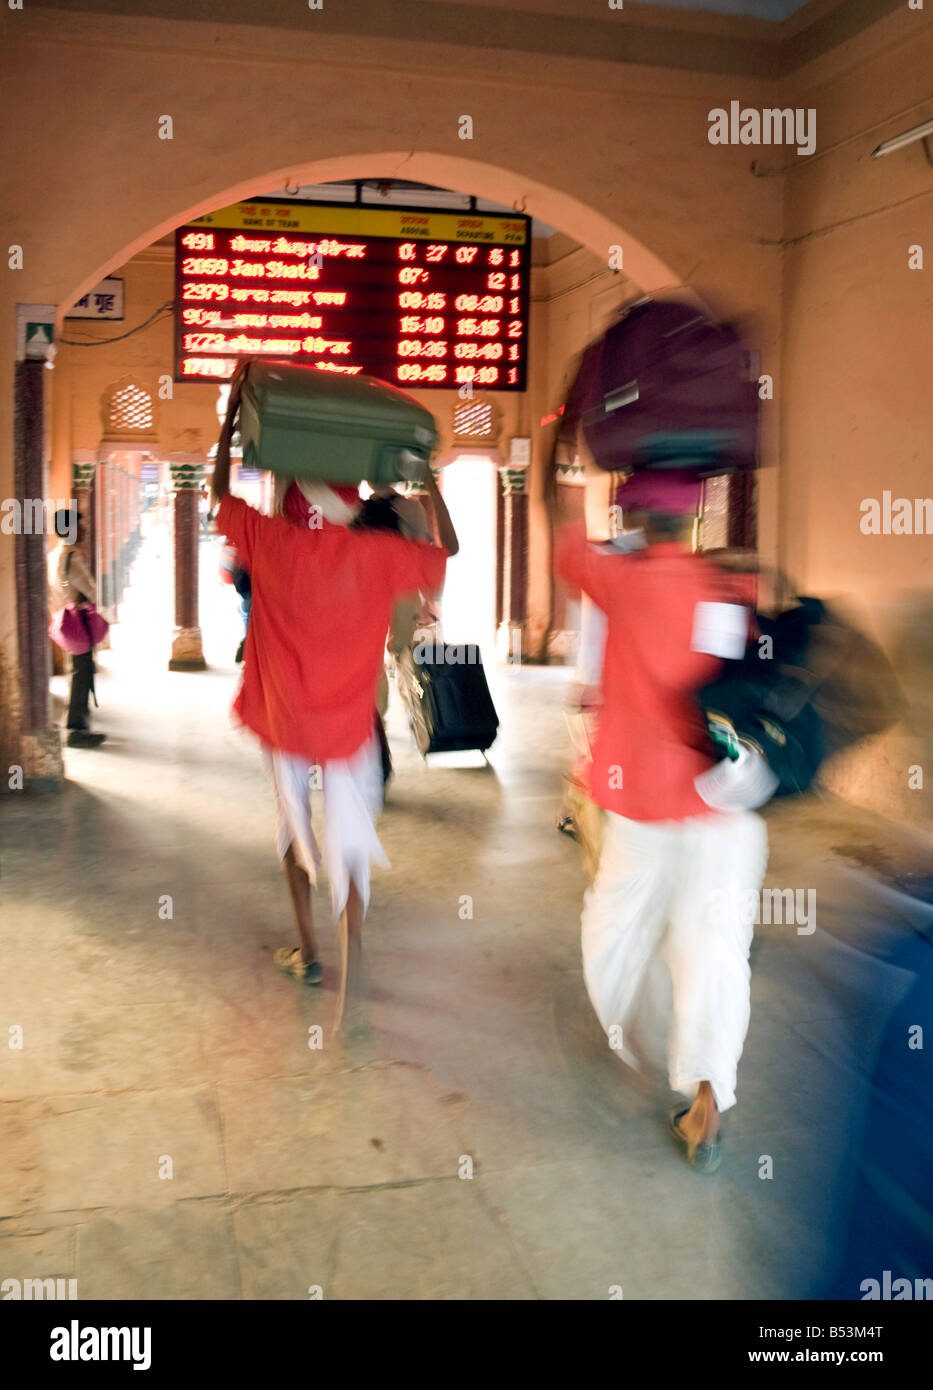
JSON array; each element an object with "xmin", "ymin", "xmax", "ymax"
[
  {"xmin": 56, "ymin": 151, "xmax": 680, "ymax": 327},
  {"xmin": 48, "ymin": 151, "xmax": 687, "ymax": 672}
]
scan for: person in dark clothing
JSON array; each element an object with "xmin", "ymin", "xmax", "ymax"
[
  {"xmin": 219, "ymin": 543, "xmax": 252, "ymax": 664},
  {"xmin": 232, "ymin": 563, "xmax": 251, "ymax": 664}
]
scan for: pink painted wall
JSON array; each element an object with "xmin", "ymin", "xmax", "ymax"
[{"xmin": 779, "ymin": 4, "xmax": 933, "ymax": 828}]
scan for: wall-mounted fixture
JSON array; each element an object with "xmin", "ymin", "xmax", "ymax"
[{"xmin": 871, "ymin": 117, "xmax": 933, "ymax": 162}]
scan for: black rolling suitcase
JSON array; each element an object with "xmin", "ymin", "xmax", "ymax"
[{"xmin": 399, "ymin": 643, "xmax": 499, "ymax": 756}]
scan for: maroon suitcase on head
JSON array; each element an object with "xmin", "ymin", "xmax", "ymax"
[{"xmin": 558, "ymin": 296, "xmax": 760, "ymax": 477}]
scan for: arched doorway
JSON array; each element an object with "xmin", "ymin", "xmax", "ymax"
[
  {"xmin": 58, "ymin": 153, "xmax": 678, "ymax": 321},
  {"xmin": 439, "ymin": 452, "xmax": 499, "ymax": 649},
  {"xmin": 27, "ymin": 155, "xmax": 691, "ymax": 771},
  {"xmin": 45, "ymin": 160, "xmax": 656, "ymax": 659}
]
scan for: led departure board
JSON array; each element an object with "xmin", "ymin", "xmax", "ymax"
[{"xmin": 174, "ymin": 199, "xmax": 531, "ymax": 390}]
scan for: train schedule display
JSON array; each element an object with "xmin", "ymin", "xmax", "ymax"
[{"xmin": 174, "ymin": 199, "xmax": 531, "ymax": 390}]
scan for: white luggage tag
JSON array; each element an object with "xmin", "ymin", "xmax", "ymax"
[{"xmin": 691, "ymin": 601, "xmax": 749, "ymax": 660}]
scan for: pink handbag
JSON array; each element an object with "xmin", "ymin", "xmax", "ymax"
[
  {"xmin": 49, "ymin": 549, "xmax": 110, "ymax": 654},
  {"xmin": 48, "ymin": 603, "xmax": 109, "ymax": 655}
]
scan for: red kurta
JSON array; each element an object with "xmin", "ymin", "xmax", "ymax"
[
  {"xmin": 217, "ymin": 493, "xmax": 447, "ymax": 763},
  {"xmin": 556, "ymin": 522, "xmax": 740, "ymax": 822}
]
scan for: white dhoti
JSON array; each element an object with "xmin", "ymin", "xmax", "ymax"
[
  {"xmin": 263, "ymin": 733, "xmax": 390, "ymax": 918},
  {"xmin": 581, "ymin": 808, "xmax": 768, "ymax": 1112}
]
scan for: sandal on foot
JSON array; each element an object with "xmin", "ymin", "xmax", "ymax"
[
  {"xmin": 669, "ymin": 1106, "xmax": 722, "ymax": 1175},
  {"xmin": 273, "ymin": 947, "xmax": 323, "ymax": 986}
]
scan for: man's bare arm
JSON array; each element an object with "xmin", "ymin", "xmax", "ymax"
[
  {"xmin": 423, "ymin": 466, "xmax": 459, "ymax": 557},
  {"xmin": 210, "ymin": 363, "xmax": 248, "ymax": 507}
]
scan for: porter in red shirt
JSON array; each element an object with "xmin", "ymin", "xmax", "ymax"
[
  {"xmin": 556, "ymin": 522, "xmax": 733, "ymax": 822},
  {"xmin": 216, "ymin": 492, "xmax": 447, "ymax": 763}
]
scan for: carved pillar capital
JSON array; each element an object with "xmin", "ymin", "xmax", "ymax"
[
  {"xmin": 169, "ymin": 461, "xmax": 206, "ymax": 491},
  {"xmin": 401, "ymin": 466, "xmax": 441, "ymax": 497},
  {"xmin": 168, "ymin": 489, "xmax": 206, "ymax": 671},
  {"xmin": 497, "ymin": 468, "xmax": 529, "ymax": 663},
  {"xmin": 498, "ymin": 466, "xmax": 529, "ymax": 496},
  {"xmin": 72, "ymin": 460, "xmax": 96, "ymax": 490}
]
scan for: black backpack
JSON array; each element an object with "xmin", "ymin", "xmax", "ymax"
[{"xmin": 698, "ymin": 597, "xmax": 904, "ymax": 799}]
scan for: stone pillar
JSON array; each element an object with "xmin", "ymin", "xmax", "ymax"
[
  {"xmin": 113, "ymin": 463, "xmax": 123, "ymax": 609},
  {"xmin": 121, "ymin": 464, "xmax": 131, "ymax": 597},
  {"xmin": 548, "ymin": 461, "xmax": 587, "ymax": 662},
  {"xmin": 97, "ymin": 460, "xmax": 112, "ymax": 617},
  {"xmin": 496, "ymin": 465, "xmax": 529, "ymax": 664},
  {"xmin": 128, "ymin": 459, "xmax": 141, "ymax": 565},
  {"xmin": 121, "ymin": 463, "xmax": 130, "ymax": 600},
  {"xmin": 13, "ymin": 358, "xmax": 63, "ymax": 786},
  {"xmin": 168, "ymin": 458, "xmax": 206, "ymax": 671}
]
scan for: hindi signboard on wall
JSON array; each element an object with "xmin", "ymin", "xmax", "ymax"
[{"xmin": 65, "ymin": 279, "xmax": 125, "ymax": 321}]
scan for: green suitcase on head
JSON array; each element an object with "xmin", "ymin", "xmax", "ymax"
[{"xmin": 238, "ymin": 360, "xmax": 438, "ymax": 485}]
